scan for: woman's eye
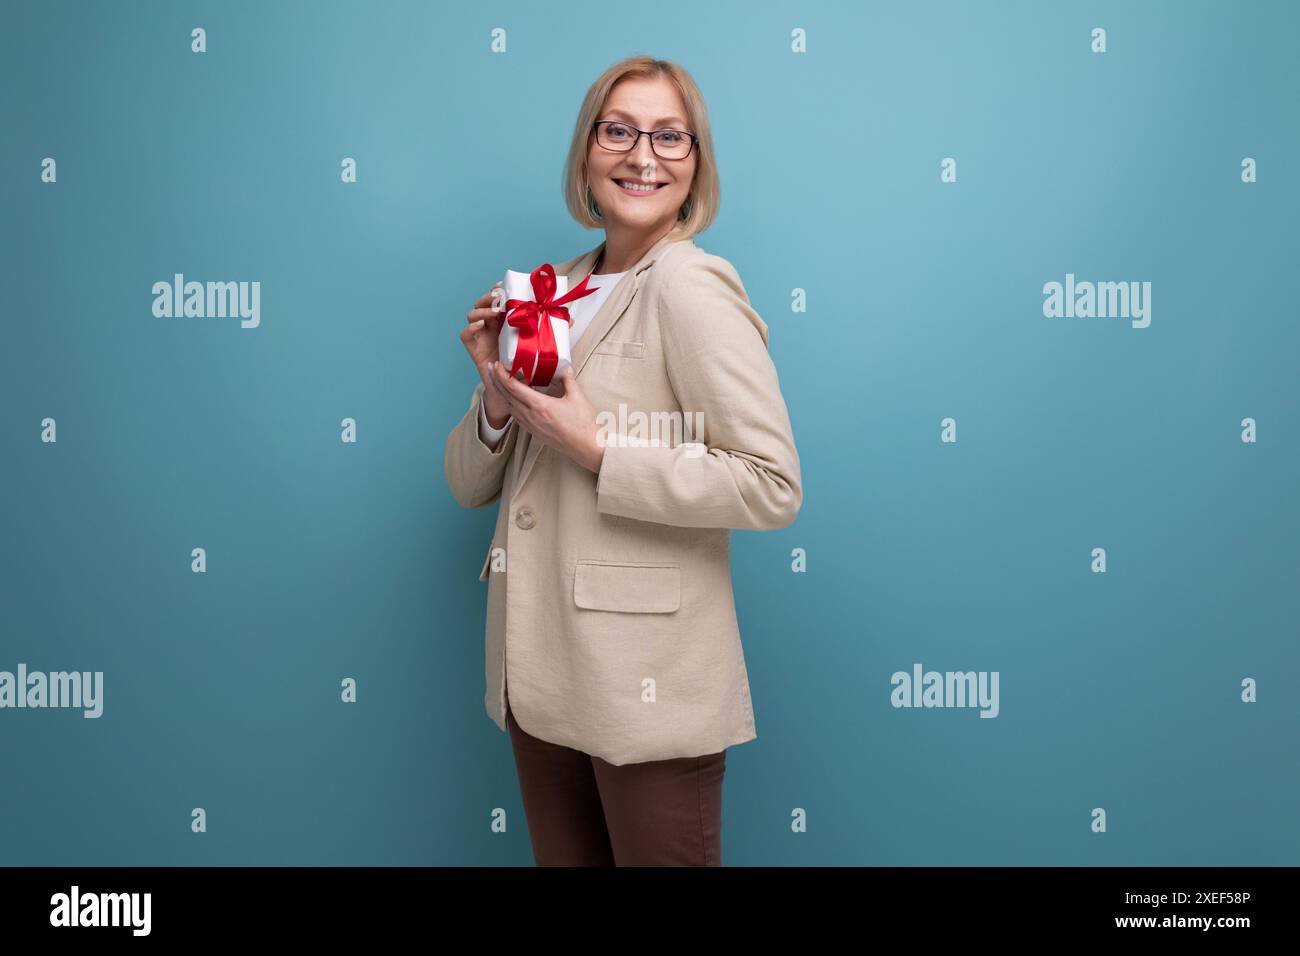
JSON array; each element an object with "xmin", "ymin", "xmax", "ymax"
[{"xmin": 656, "ymin": 132, "xmax": 682, "ymax": 143}]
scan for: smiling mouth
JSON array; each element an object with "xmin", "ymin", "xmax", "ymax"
[{"xmin": 614, "ymin": 178, "xmax": 667, "ymax": 193}]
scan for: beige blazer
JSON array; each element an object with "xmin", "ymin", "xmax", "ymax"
[{"xmin": 443, "ymin": 230, "xmax": 802, "ymax": 765}]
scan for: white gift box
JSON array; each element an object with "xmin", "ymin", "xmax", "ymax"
[{"xmin": 498, "ymin": 268, "xmax": 571, "ymax": 387}]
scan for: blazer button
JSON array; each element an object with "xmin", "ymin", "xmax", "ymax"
[{"xmin": 515, "ymin": 509, "xmax": 536, "ymax": 530}]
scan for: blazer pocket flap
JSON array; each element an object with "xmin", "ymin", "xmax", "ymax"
[
  {"xmin": 573, "ymin": 560, "xmax": 680, "ymax": 613},
  {"xmin": 593, "ymin": 339, "xmax": 646, "ymax": 359}
]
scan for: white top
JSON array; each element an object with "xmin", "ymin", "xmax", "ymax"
[{"xmin": 478, "ymin": 270, "xmax": 628, "ymax": 446}]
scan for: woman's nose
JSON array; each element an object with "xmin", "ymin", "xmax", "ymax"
[{"xmin": 626, "ymin": 138, "xmax": 657, "ymax": 172}]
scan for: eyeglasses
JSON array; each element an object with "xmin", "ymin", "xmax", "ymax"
[{"xmin": 592, "ymin": 120, "xmax": 698, "ymax": 160}]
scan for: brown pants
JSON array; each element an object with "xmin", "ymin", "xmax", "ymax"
[{"xmin": 506, "ymin": 704, "xmax": 726, "ymax": 866}]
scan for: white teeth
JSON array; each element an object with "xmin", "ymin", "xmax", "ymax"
[{"xmin": 617, "ymin": 180, "xmax": 661, "ymax": 192}]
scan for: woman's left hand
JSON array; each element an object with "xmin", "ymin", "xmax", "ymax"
[{"xmin": 488, "ymin": 361, "xmax": 606, "ymax": 474}]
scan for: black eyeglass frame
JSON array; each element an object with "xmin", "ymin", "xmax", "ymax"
[{"xmin": 591, "ymin": 120, "xmax": 699, "ymax": 160}]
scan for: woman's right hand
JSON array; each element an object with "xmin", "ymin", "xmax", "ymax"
[{"xmin": 461, "ymin": 281, "xmax": 513, "ymax": 429}]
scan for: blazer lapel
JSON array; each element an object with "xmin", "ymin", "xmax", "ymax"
[{"xmin": 510, "ymin": 231, "xmax": 691, "ymax": 498}]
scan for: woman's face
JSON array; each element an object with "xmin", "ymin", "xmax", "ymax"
[{"xmin": 587, "ymin": 75, "xmax": 697, "ymax": 237}]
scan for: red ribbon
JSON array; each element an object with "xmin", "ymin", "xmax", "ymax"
[{"xmin": 505, "ymin": 263, "xmax": 599, "ymax": 386}]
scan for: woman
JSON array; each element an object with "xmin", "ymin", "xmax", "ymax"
[{"xmin": 444, "ymin": 55, "xmax": 802, "ymax": 866}]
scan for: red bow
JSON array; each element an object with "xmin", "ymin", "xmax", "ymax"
[{"xmin": 505, "ymin": 263, "xmax": 599, "ymax": 386}]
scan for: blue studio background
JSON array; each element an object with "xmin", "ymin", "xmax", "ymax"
[{"xmin": 2, "ymin": 0, "xmax": 1297, "ymax": 866}]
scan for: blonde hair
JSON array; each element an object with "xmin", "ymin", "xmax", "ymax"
[{"xmin": 562, "ymin": 55, "xmax": 719, "ymax": 239}]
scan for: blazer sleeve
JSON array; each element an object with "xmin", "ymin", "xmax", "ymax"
[
  {"xmin": 594, "ymin": 252, "xmax": 803, "ymax": 531},
  {"xmin": 444, "ymin": 381, "xmax": 520, "ymax": 508}
]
